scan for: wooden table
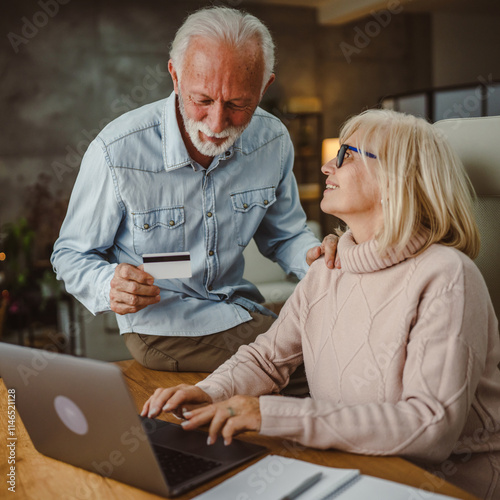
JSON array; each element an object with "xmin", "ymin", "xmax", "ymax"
[{"xmin": 0, "ymin": 359, "xmax": 478, "ymax": 499}]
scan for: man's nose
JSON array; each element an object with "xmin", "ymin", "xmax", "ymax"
[{"xmin": 206, "ymin": 102, "xmax": 228, "ymax": 134}]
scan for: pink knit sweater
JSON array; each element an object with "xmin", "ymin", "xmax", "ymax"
[{"xmin": 197, "ymin": 231, "xmax": 500, "ymax": 499}]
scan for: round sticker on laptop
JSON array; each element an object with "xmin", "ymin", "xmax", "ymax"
[{"xmin": 54, "ymin": 395, "xmax": 89, "ymax": 435}]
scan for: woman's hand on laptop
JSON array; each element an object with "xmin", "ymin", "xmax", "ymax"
[
  {"xmin": 141, "ymin": 384, "xmax": 212, "ymax": 419},
  {"xmin": 180, "ymin": 395, "xmax": 261, "ymax": 446}
]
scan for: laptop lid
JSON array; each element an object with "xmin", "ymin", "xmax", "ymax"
[{"xmin": 0, "ymin": 343, "xmax": 266, "ymax": 497}]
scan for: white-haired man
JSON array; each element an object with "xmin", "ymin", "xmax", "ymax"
[{"xmin": 51, "ymin": 7, "xmax": 336, "ymax": 373}]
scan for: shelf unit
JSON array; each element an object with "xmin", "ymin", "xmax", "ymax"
[{"xmin": 284, "ymin": 111, "xmax": 328, "ymax": 235}]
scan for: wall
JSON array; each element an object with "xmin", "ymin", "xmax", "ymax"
[
  {"xmin": 432, "ymin": 12, "xmax": 500, "ymax": 87},
  {"xmin": 0, "ymin": 0, "xmax": 432, "ymax": 250},
  {"xmin": 316, "ymin": 12, "xmax": 432, "ymax": 138}
]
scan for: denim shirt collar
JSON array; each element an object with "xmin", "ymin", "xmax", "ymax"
[{"xmin": 161, "ymin": 92, "xmax": 192, "ymax": 172}]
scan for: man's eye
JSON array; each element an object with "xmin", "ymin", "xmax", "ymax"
[{"xmin": 227, "ymin": 103, "xmax": 246, "ymax": 111}]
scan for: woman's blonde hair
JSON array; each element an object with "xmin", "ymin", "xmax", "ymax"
[{"xmin": 338, "ymin": 108, "xmax": 480, "ymax": 259}]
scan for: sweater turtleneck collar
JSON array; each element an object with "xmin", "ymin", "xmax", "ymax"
[{"xmin": 338, "ymin": 230, "xmax": 428, "ymax": 274}]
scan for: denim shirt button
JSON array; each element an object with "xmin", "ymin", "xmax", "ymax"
[
  {"xmin": 209, "ymin": 251, "xmax": 214, "ymax": 256},
  {"xmin": 264, "ymin": 200, "xmax": 269, "ymax": 205},
  {"xmin": 143, "ymin": 223, "xmax": 149, "ymax": 229},
  {"xmin": 225, "ymin": 150, "xmax": 231, "ymax": 157},
  {"xmin": 208, "ymin": 286, "xmax": 213, "ymax": 291},
  {"xmin": 207, "ymin": 212, "xmax": 213, "ymax": 218},
  {"xmin": 243, "ymin": 203, "xmax": 248, "ymax": 209},
  {"xmin": 169, "ymin": 220, "xmax": 175, "ymax": 226}
]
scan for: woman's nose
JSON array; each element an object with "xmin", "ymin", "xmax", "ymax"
[{"xmin": 321, "ymin": 159, "xmax": 336, "ymax": 175}]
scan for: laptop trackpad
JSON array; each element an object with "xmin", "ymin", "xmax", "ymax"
[{"xmin": 144, "ymin": 419, "xmax": 259, "ymax": 462}]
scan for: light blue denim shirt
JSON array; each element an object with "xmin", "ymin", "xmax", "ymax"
[{"xmin": 51, "ymin": 92, "xmax": 320, "ymax": 336}]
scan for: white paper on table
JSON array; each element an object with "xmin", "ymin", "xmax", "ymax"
[
  {"xmin": 192, "ymin": 455, "xmax": 460, "ymax": 500},
  {"xmin": 192, "ymin": 455, "xmax": 359, "ymax": 500}
]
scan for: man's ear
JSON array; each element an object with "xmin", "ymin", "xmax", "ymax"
[
  {"xmin": 168, "ymin": 59, "xmax": 180, "ymax": 94},
  {"xmin": 261, "ymin": 73, "xmax": 276, "ymax": 98}
]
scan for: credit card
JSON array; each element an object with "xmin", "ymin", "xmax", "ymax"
[{"xmin": 142, "ymin": 252, "xmax": 192, "ymax": 280}]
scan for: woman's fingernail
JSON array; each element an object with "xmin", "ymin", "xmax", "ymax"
[
  {"xmin": 163, "ymin": 403, "xmax": 172, "ymax": 411},
  {"xmin": 148, "ymin": 408, "xmax": 158, "ymax": 418},
  {"xmin": 183, "ymin": 411, "xmax": 192, "ymax": 418},
  {"xmin": 328, "ymin": 260, "xmax": 334, "ymax": 268},
  {"xmin": 181, "ymin": 421, "xmax": 190, "ymax": 427},
  {"xmin": 207, "ymin": 436, "xmax": 213, "ymax": 445},
  {"xmin": 224, "ymin": 439, "xmax": 230, "ymax": 446}
]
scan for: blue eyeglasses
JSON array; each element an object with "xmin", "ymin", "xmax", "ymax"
[{"xmin": 336, "ymin": 144, "xmax": 377, "ymax": 168}]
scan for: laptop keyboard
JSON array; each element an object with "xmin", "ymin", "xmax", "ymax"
[{"xmin": 153, "ymin": 445, "xmax": 222, "ymax": 487}]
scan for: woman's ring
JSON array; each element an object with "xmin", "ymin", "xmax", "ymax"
[{"xmin": 227, "ymin": 407, "xmax": 235, "ymax": 417}]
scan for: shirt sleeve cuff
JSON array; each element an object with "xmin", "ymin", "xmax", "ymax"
[{"xmin": 95, "ymin": 264, "xmax": 118, "ymax": 314}]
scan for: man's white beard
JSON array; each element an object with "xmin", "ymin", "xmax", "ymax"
[{"xmin": 178, "ymin": 90, "xmax": 249, "ymax": 157}]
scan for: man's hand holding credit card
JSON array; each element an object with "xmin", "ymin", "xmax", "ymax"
[{"xmin": 142, "ymin": 252, "xmax": 192, "ymax": 280}]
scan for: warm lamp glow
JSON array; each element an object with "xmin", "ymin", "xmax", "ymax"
[
  {"xmin": 0, "ymin": 252, "xmax": 5, "ymax": 261},
  {"xmin": 322, "ymin": 138, "xmax": 340, "ymax": 165}
]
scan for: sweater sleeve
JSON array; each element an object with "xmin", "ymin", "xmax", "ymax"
[
  {"xmin": 259, "ymin": 259, "xmax": 495, "ymax": 464},
  {"xmin": 196, "ymin": 269, "xmax": 314, "ymax": 402}
]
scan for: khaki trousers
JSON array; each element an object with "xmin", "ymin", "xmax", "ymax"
[{"xmin": 124, "ymin": 312, "xmax": 308, "ymax": 396}]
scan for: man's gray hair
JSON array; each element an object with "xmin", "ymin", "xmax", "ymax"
[{"xmin": 170, "ymin": 7, "xmax": 275, "ymax": 92}]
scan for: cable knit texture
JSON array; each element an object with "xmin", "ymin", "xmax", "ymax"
[{"xmin": 197, "ymin": 231, "xmax": 500, "ymax": 499}]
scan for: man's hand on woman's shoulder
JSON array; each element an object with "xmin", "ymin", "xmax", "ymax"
[{"xmin": 306, "ymin": 233, "xmax": 341, "ymax": 269}]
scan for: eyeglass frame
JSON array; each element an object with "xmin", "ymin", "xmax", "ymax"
[{"xmin": 336, "ymin": 144, "xmax": 377, "ymax": 168}]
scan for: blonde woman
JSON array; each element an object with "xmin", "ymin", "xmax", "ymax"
[{"xmin": 143, "ymin": 109, "xmax": 500, "ymax": 499}]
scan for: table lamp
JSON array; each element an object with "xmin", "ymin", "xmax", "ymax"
[{"xmin": 321, "ymin": 138, "xmax": 340, "ymax": 165}]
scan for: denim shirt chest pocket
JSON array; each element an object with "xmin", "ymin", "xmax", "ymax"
[
  {"xmin": 132, "ymin": 206, "xmax": 185, "ymax": 256},
  {"xmin": 230, "ymin": 186, "xmax": 276, "ymax": 247}
]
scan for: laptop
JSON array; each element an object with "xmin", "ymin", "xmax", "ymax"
[{"xmin": 0, "ymin": 343, "xmax": 267, "ymax": 497}]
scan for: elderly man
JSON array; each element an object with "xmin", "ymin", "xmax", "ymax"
[{"xmin": 51, "ymin": 6, "xmax": 334, "ymax": 372}]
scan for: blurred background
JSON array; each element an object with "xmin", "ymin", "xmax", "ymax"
[{"xmin": 1, "ymin": 0, "xmax": 500, "ymax": 358}]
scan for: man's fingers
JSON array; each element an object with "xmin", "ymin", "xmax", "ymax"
[
  {"xmin": 110, "ymin": 301, "xmax": 144, "ymax": 315},
  {"xmin": 110, "ymin": 291, "xmax": 160, "ymax": 315},
  {"xmin": 111, "ymin": 275, "xmax": 159, "ymax": 295},
  {"xmin": 120, "ymin": 279, "xmax": 160, "ymax": 297},
  {"xmin": 321, "ymin": 234, "xmax": 339, "ymax": 269},
  {"xmin": 110, "ymin": 264, "xmax": 160, "ymax": 315},
  {"xmin": 306, "ymin": 245, "xmax": 322, "ymax": 266},
  {"xmin": 116, "ymin": 263, "xmax": 155, "ymax": 285},
  {"xmin": 120, "ymin": 290, "xmax": 160, "ymax": 307}
]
